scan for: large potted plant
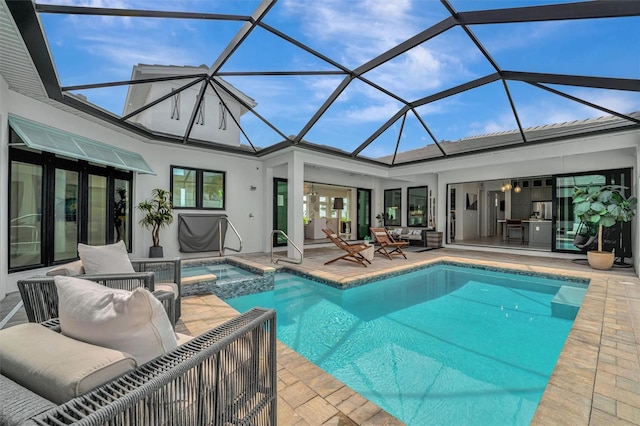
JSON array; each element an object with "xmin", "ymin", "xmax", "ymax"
[
  {"xmin": 572, "ymin": 183, "xmax": 637, "ymax": 270},
  {"xmin": 137, "ymin": 188, "xmax": 174, "ymax": 258}
]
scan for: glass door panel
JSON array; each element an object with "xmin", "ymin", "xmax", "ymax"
[
  {"xmin": 9, "ymin": 162, "xmax": 43, "ymax": 268},
  {"xmin": 554, "ymin": 169, "xmax": 632, "ymax": 258},
  {"xmin": 54, "ymin": 169, "xmax": 79, "ymax": 261},
  {"xmin": 273, "ymin": 178, "xmax": 288, "ymax": 246},
  {"xmin": 356, "ymin": 188, "xmax": 371, "ymax": 239},
  {"xmin": 113, "ymin": 179, "xmax": 131, "ymax": 248},
  {"xmin": 88, "ymin": 175, "xmax": 107, "ymax": 245}
]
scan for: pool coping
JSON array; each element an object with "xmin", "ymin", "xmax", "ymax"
[{"xmin": 279, "ymin": 257, "xmax": 590, "ymax": 289}]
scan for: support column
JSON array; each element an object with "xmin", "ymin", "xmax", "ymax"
[
  {"xmin": 263, "ymin": 166, "xmax": 274, "ymax": 253},
  {"xmin": 287, "ymin": 153, "xmax": 304, "ymax": 260}
]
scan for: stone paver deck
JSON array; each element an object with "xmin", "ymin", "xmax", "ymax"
[{"xmin": 2, "ymin": 246, "xmax": 639, "ymax": 425}]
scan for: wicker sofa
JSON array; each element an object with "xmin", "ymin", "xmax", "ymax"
[
  {"xmin": 0, "ymin": 308, "xmax": 276, "ymax": 426},
  {"xmin": 386, "ymin": 227, "xmax": 429, "ymax": 246},
  {"xmin": 385, "ymin": 227, "xmax": 443, "ymax": 248}
]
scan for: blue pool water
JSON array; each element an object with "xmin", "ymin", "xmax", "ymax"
[{"xmin": 226, "ymin": 263, "xmax": 586, "ymax": 426}]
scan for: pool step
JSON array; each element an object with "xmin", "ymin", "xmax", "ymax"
[{"xmin": 551, "ymin": 286, "xmax": 587, "ymax": 320}]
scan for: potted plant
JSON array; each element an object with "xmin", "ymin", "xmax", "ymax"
[
  {"xmin": 137, "ymin": 188, "xmax": 174, "ymax": 258},
  {"xmin": 572, "ymin": 183, "xmax": 637, "ymax": 270}
]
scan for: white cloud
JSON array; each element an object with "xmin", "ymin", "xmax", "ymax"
[{"xmin": 345, "ymin": 102, "xmax": 403, "ymax": 122}]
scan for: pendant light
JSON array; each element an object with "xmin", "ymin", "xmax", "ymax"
[{"xmin": 514, "ymin": 180, "xmax": 522, "ymax": 193}]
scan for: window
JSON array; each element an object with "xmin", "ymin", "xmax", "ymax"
[
  {"xmin": 407, "ymin": 186, "xmax": 428, "ymax": 227},
  {"xmin": 171, "ymin": 166, "xmax": 225, "ymax": 210},
  {"xmin": 384, "ymin": 188, "xmax": 401, "ymax": 227},
  {"xmin": 9, "ymin": 144, "xmax": 133, "ymax": 272}
]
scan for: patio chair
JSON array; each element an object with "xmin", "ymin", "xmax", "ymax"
[
  {"xmin": 17, "ymin": 274, "xmax": 177, "ymax": 327},
  {"xmin": 322, "ymin": 228, "xmax": 372, "ymax": 267},
  {"xmin": 370, "ymin": 227, "xmax": 409, "ymax": 260}
]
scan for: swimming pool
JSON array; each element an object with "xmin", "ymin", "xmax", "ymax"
[{"xmin": 226, "ymin": 263, "xmax": 587, "ymax": 426}]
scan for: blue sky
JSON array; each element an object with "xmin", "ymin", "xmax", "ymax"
[{"xmin": 38, "ymin": 0, "xmax": 640, "ymax": 158}]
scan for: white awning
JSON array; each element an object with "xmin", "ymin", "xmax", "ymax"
[{"xmin": 8, "ymin": 115, "xmax": 155, "ymax": 174}]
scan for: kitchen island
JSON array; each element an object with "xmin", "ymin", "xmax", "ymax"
[{"xmin": 498, "ymin": 219, "xmax": 552, "ymax": 246}]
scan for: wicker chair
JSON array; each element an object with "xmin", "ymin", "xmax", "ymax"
[
  {"xmin": 18, "ymin": 273, "xmax": 177, "ymax": 326},
  {"xmin": 11, "ymin": 308, "xmax": 277, "ymax": 426},
  {"xmin": 44, "ymin": 257, "xmax": 182, "ymax": 320},
  {"xmin": 130, "ymin": 257, "xmax": 182, "ymax": 318}
]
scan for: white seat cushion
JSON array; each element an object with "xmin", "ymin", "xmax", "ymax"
[
  {"xmin": 0, "ymin": 323, "xmax": 136, "ymax": 404},
  {"xmin": 55, "ymin": 276, "xmax": 178, "ymax": 365},
  {"xmin": 46, "ymin": 259, "xmax": 85, "ymax": 276},
  {"xmin": 77, "ymin": 240, "xmax": 135, "ymax": 275}
]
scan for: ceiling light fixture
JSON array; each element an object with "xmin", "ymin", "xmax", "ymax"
[
  {"xmin": 514, "ymin": 181, "xmax": 522, "ymax": 193},
  {"xmin": 308, "ymin": 185, "xmax": 318, "ymax": 196}
]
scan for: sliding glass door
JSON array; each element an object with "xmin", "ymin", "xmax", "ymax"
[{"xmin": 554, "ymin": 168, "xmax": 632, "ymax": 259}]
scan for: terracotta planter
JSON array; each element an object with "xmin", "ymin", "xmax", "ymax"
[{"xmin": 587, "ymin": 250, "xmax": 614, "ymax": 270}]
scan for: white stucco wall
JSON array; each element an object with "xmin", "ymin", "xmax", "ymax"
[{"xmin": 141, "ymin": 82, "xmax": 242, "ymax": 146}]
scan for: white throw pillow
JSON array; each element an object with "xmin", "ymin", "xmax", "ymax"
[
  {"xmin": 78, "ymin": 240, "xmax": 135, "ymax": 274},
  {"xmin": 55, "ymin": 276, "xmax": 178, "ymax": 365}
]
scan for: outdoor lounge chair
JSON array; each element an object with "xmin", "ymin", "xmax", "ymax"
[
  {"xmin": 0, "ymin": 308, "xmax": 277, "ymax": 426},
  {"xmin": 322, "ymin": 228, "xmax": 372, "ymax": 267},
  {"xmin": 370, "ymin": 227, "xmax": 409, "ymax": 260}
]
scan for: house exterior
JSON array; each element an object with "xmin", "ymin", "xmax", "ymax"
[{"xmin": 0, "ymin": 0, "xmax": 638, "ymax": 301}]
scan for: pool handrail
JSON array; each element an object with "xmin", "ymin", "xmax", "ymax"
[
  {"xmin": 219, "ymin": 217, "xmax": 242, "ymax": 256},
  {"xmin": 271, "ymin": 230, "xmax": 303, "ymax": 264}
]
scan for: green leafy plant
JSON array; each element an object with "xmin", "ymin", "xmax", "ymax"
[
  {"xmin": 137, "ymin": 188, "xmax": 174, "ymax": 247},
  {"xmin": 572, "ymin": 183, "xmax": 637, "ymax": 252}
]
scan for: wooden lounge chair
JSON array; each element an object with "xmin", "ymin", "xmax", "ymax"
[
  {"xmin": 322, "ymin": 228, "xmax": 372, "ymax": 267},
  {"xmin": 370, "ymin": 227, "xmax": 409, "ymax": 260}
]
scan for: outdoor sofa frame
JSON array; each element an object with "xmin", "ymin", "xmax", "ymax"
[
  {"xmin": 18, "ymin": 273, "xmax": 177, "ymax": 326},
  {"xmin": 19, "ymin": 308, "xmax": 277, "ymax": 425}
]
